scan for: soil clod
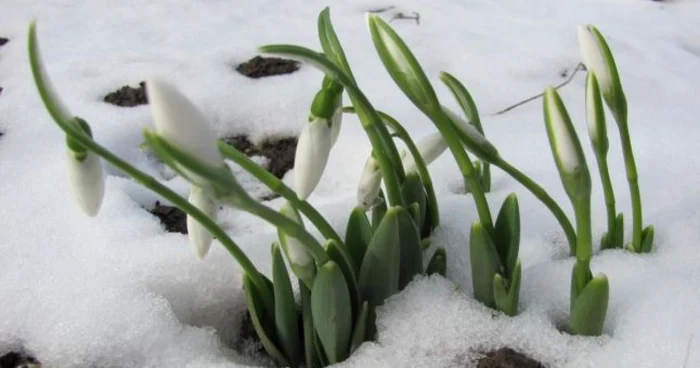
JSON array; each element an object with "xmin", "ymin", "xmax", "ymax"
[
  {"xmin": 0, "ymin": 38, "xmax": 8, "ymax": 46},
  {"xmin": 223, "ymin": 135, "xmax": 298, "ymax": 179},
  {"xmin": 104, "ymin": 81, "xmax": 148, "ymax": 107},
  {"xmin": 0, "ymin": 351, "xmax": 41, "ymax": 368},
  {"xmin": 476, "ymin": 347, "xmax": 544, "ymax": 368},
  {"xmin": 236, "ymin": 56, "xmax": 300, "ymax": 79},
  {"xmin": 149, "ymin": 201, "xmax": 187, "ymax": 234}
]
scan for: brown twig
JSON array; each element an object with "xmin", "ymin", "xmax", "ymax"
[
  {"xmin": 684, "ymin": 334, "xmax": 694, "ymax": 368},
  {"xmin": 367, "ymin": 5, "xmax": 395, "ymax": 13},
  {"xmin": 390, "ymin": 12, "xmax": 420, "ymax": 25},
  {"xmin": 493, "ymin": 63, "xmax": 584, "ymax": 116}
]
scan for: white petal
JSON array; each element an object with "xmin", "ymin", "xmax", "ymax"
[
  {"xmin": 442, "ymin": 107, "xmax": 491, "ymax": 150},
  {"xmin": 294, "ymin": 117, "xmax": 332, "ymax": 199},
  {"xmin": 544, "ymin": 89, "xmax": 580, "ymax": 173},
  {"xmin": 146, "ymin": 78, "xmax": 222, "ymax": 168},
  {"xmin": 186, "ymin": 186, "xmax": 216, "ymax": 259},
  {"xmin": 401, "ymin": 132, "xmax": 447, "ymax": 173},
  {"xmin": 578, "ymin": 26, "xmax": 612, "ymax": 96},
  {"xmin": 585, "ymin": 73, "xmax": 601, "ymax": 144},
  {"xmin": 329, "ymin": 94, "xmax": 343, "ymax": 147},
  {"xmin": 66, "ymin": 151, "xmax": 105, "ymax": 217},
  {"xmin": 357, "ymin": 156, "xmax": 382, "ymax": 210}
]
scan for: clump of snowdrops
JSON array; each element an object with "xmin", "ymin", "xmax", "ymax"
[{"xmin": 28, "ymin": 7, "xmax": 653, "ymax": 366}]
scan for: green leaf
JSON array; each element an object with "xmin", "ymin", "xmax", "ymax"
[
  {"xmin": 613, "ymin": 213, "xmax": 625, "ymax": 248},
  {"xmin": 401, "ymin": 172, "xmax": 427, "ymax": 229},
  {"xmin": 371, "ymin": 190, "xmax": 387, "ymax": 230},
  {"xmin": 311, "ymin": 261, "xmax": 353, "ymax": 363},
  {"xmin": 300, "ymin": 280, "xmax": 320, "ymax": 368},
  {"xmin": 243, "ymin": 274, "xmax": 289, "ymax": 367},
  {"xmin": 570, "ymin": 273, "xmax": 609, "ymax": 336},
  {"xmin": 493, "ymin": 194, "xmax": 520, "ymax": 275},
  {"xmin": 366, "ymin": 14, "xmax": 440, "ymax": 114},
  {"xmin": 272, "ymin": 243, "xmax": 301, "ymax": 367},
  {"xmin": 493, "ymin": 260, "xmax": 521, "ymax": 317},
  {"xmin": 345, "ymin": 207, "xmax": 373, "ymax": 273},
  {"xmin": 570, "ymin": 261, "xmax": 593, "ymax": 307},
  {"xmin": 470, "ymin": 222, "xmax": 502, "ymax": 309},
  {"xmin": 317, "ymin": 7, "xmax": 355, "ymax": 82},
  {"xmin": 640, "ymin": 225, "xmax": 654, "ymax": 253},
  {"xmin": 396, "ymin": 207, "xmax": 423, "ymax": 289},
  {"xmin": 325, "ymin": 239, "xmax": 360, "ymax": 316},
  {"xmin": 350, "ymin": 301, "xmax": 369, "ymax": 354},
  {"xmin": 439, "ymin": 72, "xmax": 483, "ymax": 133},
  {"xmin": 426, "ymin": 247, "xmax": 446, "ymax": 277}
]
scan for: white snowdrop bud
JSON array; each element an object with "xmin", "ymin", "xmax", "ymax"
[
  {"xmin": 543, "ymin": 87, "xmax": 580, "ymax": 174},
  {"xmin": 585, "ymin": 72, "xmax": 608, "ymax": 154},
  {"xmin": 186, "ymin": 186, "xmax": 216, "ymax": 259},
  {"xmin": 357, "ymin": 155, "xmax": 382, "ymax": 210},
  {"xmin": 401, "ymin": 132, "xmax": 447, "ymax": 174},
  {"xmin": 66, "ymin": 150, "xmax": 105, "ymax": 217},
  {"xmin": 294, "ymin": 117, "xmax": 332, "ymax": 200},
  {"xmin": 442, "ymin": 106, "xmax": 499, "ymax": 161}
]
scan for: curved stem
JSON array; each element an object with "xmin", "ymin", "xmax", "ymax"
[
  {"xmin": 58, "ymin": 122, "xmax": 274, "ymax": 309},
  {"xmin": 240, "ymin": 198, "xmax": 329, "ymax": 265},
  {"xmin": 614, "ymin": 112, "xmax": 643, "ymax": 251},
  {"xmin": 217, "ymin": 140, "xmax": 343, "ymax": 245},
  {"xmin": 594, "ymin": 152, "xmax": 617, "ymax": 247},
  {"xmin": 574, "ymin": 198, "xmax": 593, "ymax": 262},
  {"xmin": 494, "ymin": 157, "xmax": 577, "ymax": 255}
]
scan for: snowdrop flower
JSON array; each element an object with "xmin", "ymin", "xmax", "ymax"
[
  {"xmin": 145, "ymin": 78, "xmax": 225, "ymax": 184},
  {"xmin": 441, "ymin": 106, "xmax": 499, "ymax": 161},
  {"xmin": 585, "ymin": 72, "xmax": 608, "ymax": 154},
  {"xmin": 66, "ymin": 148, "xmax": 105, "ymax": 217},
  {"xmin": 577, "ymin": 25, "xmax": 626, "ymax": 118},
  {"xmin": 278, "ymin": 202, "xmax": 315, "ymax": 284},
  {"xmin": 329, "ymin": 93, "xmax": 343, "ymax": 147},
  {"xmin": 401, "ymin": 132, "xmax": 447, "ymax": 174},
  {"xmin": 294, "ymin": 117, "xmax": 333, "ymax": 200},
  {"xmin": 186, "ymin": 186, "xmax": 216, "ymax": 259},
  {"xmin": 357, "ymin": 155, "xmax": 382, "ymax": 210}
]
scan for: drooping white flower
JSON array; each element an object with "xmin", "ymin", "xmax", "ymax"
[
  {"xmin": 278, "ymin": 202, "xmax": 315, "ymax": 284},
  {"xmin": 186, "ymin": 186, "xmax": 216, "ymax": 259},
  {"xmin": 442, "ymin": 106, "xmax": 499, "ymax": 161},
  {"xmin": 66, "ymin": 150, "xmax": 105, "ymax": 217},
  {"xmin": 294, "ymin": 117, "xmax": 332, "ymax": 200},
  {"xmin": 357, "ymin": 155, "xmax": 382, "ymax": 210},
  {"xmin": 329, "ymin": 93, "xmax": 343, "ymax": 147},
  {"xmin": 401, "ymin": 132, "xmax": 447, "ymax": 174},
  {"xmin": 146, "ymin": 78, "xmax": 223, "ymax": 170}
]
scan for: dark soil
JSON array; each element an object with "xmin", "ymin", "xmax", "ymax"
[
  {"xmin": 0, "ymin": 38, "xmax": 8, "ymax": 46},
  {"xmin": 103, "ymin": 81, "xmax": 148, "ymax": 107},
  {"xmin": 234, "ymin": 310, "xmax": 266, "ymax": 356},
  {"xmin": 0, "ymin": 87, "xmax": 3, "ymax": 96},
  {"xmin": 0, "ymin": 351, "xmax": 40, "ymax": 368},
  {"xmin": 476, "ymin": 347, "xmax": 544, "ymax": 368},
  {"xmin": 223, "ymin": 135, "xmax": 298, "ymax": 179},
  {"xmin": 149, "ymin": 201, "xmax": 187, "ymax": 234},
  {"xmin": 236, "ymin": 56, "xmax": 300, "ymax": 79}
]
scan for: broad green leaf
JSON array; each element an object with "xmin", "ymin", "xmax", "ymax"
[
  {"xmin": 300, "ymin": 281, "xmax": 320, "ymax": 368},
  {"xmin": 345, "ymin": 207, "xmax": 373, "ymax": 273},
  {"xmin": 426, "ymin": 247, "xmax": 446, "ymax": 277},
  {"xmin": 570, "ymin": 273, "xmax": 609, "ymax": 336},
  {"xmin": 350, "ymin": 301, "xmax": 369, "ymax": 354},
  {"xmin": 570, "ymin": 261, "xmax": 593, "ymax": 307},
  {"xmin": 311, "ymin": 261, "xmax": 352, "ymax": 363},
  {"xmin": 243, "ymin": 274, "xmax": 289, "ymax": 367},
  {"xmin": 272, "ymin": 243, "xmax": 301, "ymax": 366},
  {"xmin": 325, "ymin": 239, "xmax": 360, "ymax": 316},
  {"xmin": 470, "ymin": 222, "xmax": 503, "ymax": 309},
  {"xmin": 366, "ymin": 14, "xmax": 440, "ymax": 114},
  {"xmin": 396, "ymin": 208, "xmax": 423, "ymax": 289},
  {"xmin": 493, "ymin": 193, "xmax": 520, "ymax": 274},
  {"xmin": 401, "ymin": 172, "xmax": 427, "ymax": 229},
  {"xmin": 493, "ymin": 260, "xmax": 521, "ymax": 316}
]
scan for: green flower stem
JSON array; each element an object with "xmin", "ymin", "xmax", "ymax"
[
  {"xmin": 238, "ymin": 197, "xmax": 330, "ymax": 265},
  {"xmin": 343, "ymin": 107, "xmax": 440, "ymax": 230},
  {"xmin": 217, "ymin": 140, "xmax": 343, "ymax": 245},
  {"xmin": 493, "ymin": 158, "xmax": 577, "ymax": 255},
  {"xmin": 594, "ymin": 152, "xmax": 617, "ymax": 244},
  {"xmin": 432, "ymin": 109, "xmax": 493, "ymax": 231},
  {"xmin": 614, "ymin": 112, "xmax": 644, "ymax": 251},
  {"xmin": 574, "ymin": 199, "xmax": 593, "ymax": 262},
  {"xmin": 58, "ymin": 123, "xmax": 274, "ymax": 308}
]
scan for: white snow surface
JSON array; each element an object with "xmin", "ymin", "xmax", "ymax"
[{"xmin": 1, "ymin": 0, "xmax": 700, "ymax": 367}]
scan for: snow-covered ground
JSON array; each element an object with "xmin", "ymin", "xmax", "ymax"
[{"xmin": 1, "ymin": 0, "xmax": 700, "ymax": 367}]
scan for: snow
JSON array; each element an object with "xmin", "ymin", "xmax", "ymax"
[{"xmin": 1, "ymin": 0, "xmax": 700, "ymax": 367}]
